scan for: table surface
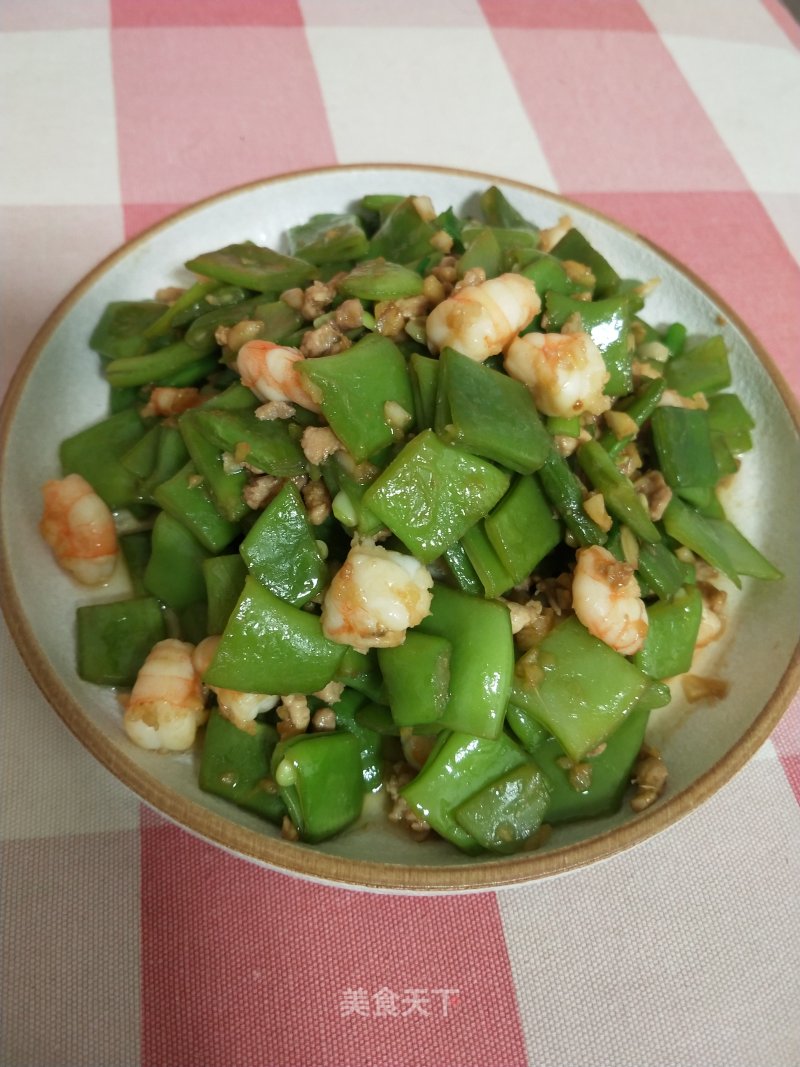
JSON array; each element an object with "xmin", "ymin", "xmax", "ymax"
[{"xmin": 2, "ymin": 2, "xmax": 800, "ymax": 1065}]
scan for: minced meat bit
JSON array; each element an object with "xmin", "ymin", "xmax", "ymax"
[
  {"xmin": 630, "ymin": 746, "xmax": 668, "ymax": 812},
  {"xmin": 302, "ymin": 479, "xmax": 332, "ymax": 525},
  {"xmin": 255, "ymin": 399, "xmax": 295, "ymax": 421},
  {"xmin": 385, "ymin": 761, "xmax": 430, "ymax": 840},
  {"xmin": 300, "ymin": 321, "xmax": 351, "ymax": 357},
  {"xmin": 682, "ymin": 674, "xmax": 730, "ymax": 704},
  {"xmin": 300, "ymin": 279, "xmax": 337, "ymax": 321},
  {"xmin": 276, "ymin": 693, "xmax": 311, "ymax": 739},
  {"xmin": 633, "ymin": 469, "xmax": 672, "ymax": 521},
  {"xmin": 243, "ymin": 474, "xmax": 283, "ymax": 510},
  {"xmin": 332, "ymin": 298, "xmax": 364, "ymax": 331},
  {"xmin": 300, "ymin": 425, "xmax": 343, "ymax": 466}
]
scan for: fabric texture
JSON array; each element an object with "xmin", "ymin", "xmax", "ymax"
[{"xmin": 2, "ymin": 2, "xmax": 799, "ymax": 1064}]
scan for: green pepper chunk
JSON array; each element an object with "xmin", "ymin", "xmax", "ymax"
[
  {"xmin": 519, "ymin": 253, "xmax": 591, "ymax": 307},
  {"xmin": 512, "ymin": 616, "xmax": 650, "ymax": 761},
  {"xmin": 664, "ymin": 335, "xmax": 731, "ymax": 397},
  {"xmin": 273, "ymin": 732, "xmax": 364, "ymax": 842},
  {"xmin": 329, "ymin": 688, "xmax": 383, "ymax": 792},
  {"xmin": 418, "ymin": 583, "xmax": 513, "ymax": 740},
  {"xmin": 363, "ymin": 430, "xmax": 510, "ymax": 563},
  {"xmin": 119, "ymin": 531, "xmax": 152, "ymax": 596},
  {"xmin": 204, "ymin": 576, "xmax": 345, "ymax": 694},
  {"xmin": 636, "ymin": 540, "xmax": 695, "ymax": 600},
  {"xmin": 409, "ymin": 352, "xmax": 440, "ymax": 431},
  {"xmin": 144, "ymin": 512, "xmax": 209, "ymax": 614},
  {"xmin": 651, "ymin": 406, "xmax": 720, "ymax": 491},
  {"xmin": 701, "ymin": 516, "xmax": 782, "ymax": 581},
  {"xmin": 286, "ymin": 213, "xmax": 369, "ymax": 265},
  {"xmin": 299, "ymin": 333, "xmax": 415, "ymax": 462},
  {"xmin": 453, "ymin": 763, "xmax": 552, "ymax": 853},
  {"xmin": 338, "ymin": 258, "xmax": 423, "ymax": 301},
  {"xmin": 367, "ymin": 197, "xmax": 437, "ymax": 264},
  {"xmin": 154, "ymin": 462, "xmax": 240, "ymax": 553},
  {"xmin": 598, "ymin": 377, "xmax": 665, "ymax": 457},
  {"xmin": 457, "ymin": 227, "xmax": 503, "ymax": 279},
  {"xmin": 240, "ymin": 482, "xmax": 327, "ymax": 606},
  {"xmin": 76, "ymin": 596, "xmax": 166, "ymax": 687},
  {"xmin": 138, "ymin": 424, "xmax": 191, "ymax": 502},
  {"xmin": 538, "ymin": 449, "xmax": 607, "ymax": 548},
  {"xmin": 178, "ymin": 411, "xmax": 249, "ymax": 522},
  {"xmin": 60, "ymin": 408, "xmax": 149, "ymax": 511},
  {"xmin": 576, "ymin": 440, "xmax": 661, "ymax": 543},
  {"xmin": 436, "ymin": 347, "xmax": 551, "ymax": 474},
  {"xmin": 633, "ymin": 586, "xmax": 702, "ymax": 679},
  {"xmin": 333, "ymin": 646, "xmax": 387, "ymax": 704},
  {"xmin": 485, "ymin": 475, "xmax": 561, "ymax": 583},
  {"xmin": 401, "ymin": 730, "xmax": 530, "ymax": 852},
  {"xmin": 203, "ymin": 554, "xmax": 247, "ymax": 635},
  {"xmin": 460, "ymin": 521, "xmax": 516, "ymax": 598},
  {"xmin": 90, "ymin": 300, "xmax": 167, "ymax": 360},
  {"xmin": 442, "ymin": 542, "xmax": 483, "ymax": 596},
  {"xmin": 105, "ymin": 338, "xmax": 217, "ymax": 389},
  {"xmin": 189, "ymin": 408, "xmax": 306, "ymax": 478},
  {"xmin": 379, "ymin": 632, "xmax": 451, "ymax": 727},
  {"xmin": 184, "ymin": 242, "xmax": 315, "ymax": 294},
  {"xmin": 480, "ymin": 186, "xmax": 538, "ymax": 232},
  {"xmin": 707, "ymin": 393, "xmax": 755, "ymax": 455},
  {"xmin": 550, "ymin": 228, "xmax": 621, "ymax": 298},
  {"xmin": 533, "ymin": 708, "xmax": 650, "ymax": 823},
  {"xmin": 199, "ymin": 711, "xmax": 285, "ymax": 824},
  {"xmin": 504, "ymin": 703, "xmax": 549, "ymax": 754}
]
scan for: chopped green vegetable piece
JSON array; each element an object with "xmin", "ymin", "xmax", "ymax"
[
  {"xmin": 144, "ymin": 279, "xmax": 220, "ymax": 340},
  {"xmin": 367, "ymin": 197, "xmax": 437, "ymax": 264},
  {"xmin": 460, "ymin": 521, "xmax": 516, "ymax": 598},
  {"xmin": 203, "ymin": 553, "xmax": 247, "ymax": 635},
  {"xmin": 189, "ymin": 407, "xmax": 306, "ymax": 477},
  {"xmin": 485, "ymin": 474, "xmax": 561, "ymax": 583},
  {"xmin": 364, "ymin": 430, "xmax": 510, "ymax": 563},
  {"xmin": 60, "ymin": 408, "xmax": 148, "ymax": 511},
  {"xmin": 199, "ymin": 712, "xmax": 285, "ymax": 824},
  {"xmin": 442, "ymin": 541, "xmax": 483, "ymax": 596},
  {"xmin": 633, "ymin": 586, "xmax": 702, "ymax": 679},
  {"xmin": 480, "ymin": 186, "xmax": 538, "ymax": 233},
  {"xmin": 378, "ymin": 631, "xmax": 451, "ymax": 727},
  {"xmin": 409, "ymin": 352, "xmax": 440, "ymax": 431},
  {"xmin": 454, "ymin": 763, "xmax": 551, "ymax": 853},
  {"xmin": 576, "ymin": 440, "xmax": 661, "ymax": 543},
  {"xmin": 504, "ymin": 703, "xmax": 549, "ymax": 754},
  {"xmin": 204, "ymin": 576, "xmax": 345, "ymax": 694},
  {"xmin": 664, "ymin": 335, "xmax": 731, "ymax": 397},
  {"xmin": 329, "ymin": 688, "xmax": 382, "ymax": 791},
  {"xmin": 457, "ymin": 227, "xmax": 503, "ymax": 279},
  {"xmin": 436, "ymin": 347, "xmax": 551, "ymax": 474},
  {"xmin": 544, "ymin": 291, "xmax": 632, "ymax": 395},
  {"xmin": 401, "ymin": 730, "xmax": 530, "ymax": 852},
  {"xmin": 538, "ymin": 448, "xmax": 608, "ymax": 548},
  {"xmin": 105, "ymin": 338, "xmax": 217, "ymax": 389},
  {"xmin": 512, "ymin": 616, "xmax": 650, "ymax": 761},
  {"xmin": 534, "ymin": 708, "xmax": 650, "ymax": 823},
  {"xmin": 90, "ymin": 301, "xmax": 166, "ymax": 360},
  {"xmin": 153, "ymin": 462, "xmax": 240, "ymax": 553},
  {"xmin": 76, "ymin": 597, "xmax": 166, "ymax": 687},
  {"xmin": 144, "ymin": 511, "xmax": 209, "ymax": 613},
  {"xmin": 418, "ymin": 583, "xmax": 513, "ymax": 740},
  {"xmin": 273, "ymin": 732, "xmax": 364, "ymax": 842},
  {"xmin": 662, "ymin": 497, "xmax": 741, "ymax": 586},
  {"xmin": 184, "ymin": 242, "xmax": 314, "ymax": 293},
  {"xmin": 550, "ymin": 228, "xmax": 620, "ymax": 298},
  {"xmin": 334, "ymin": 646, "xmax": 387, "ymax": 705},
  {"xmin": 651, "ymin": 406, "xmax": 720, "ymax": 491},
  {"xmin": 178, "ymin": 411, "xmax": 249, "ymax": 522},
  {"xmin": 240, "ymin": 482, "xmax": 327, "ymax": 606},
  {"xmin": 339, "ymin": 258, "xmax": 423, "ymax": 301},
  {"xmin": 119, "ymin": 531, "xmax": 152, "ymax": 595},
  {"xmin": 300, "ymin": 332, "xmax": 415, "ymax": 462},
  {"xmin": 636, "ymin": 540, "xmax": 695, "ymax": 600},
  {"xmin": 286, "ymin": 213, "xmax": 369, "ymax": 265}
]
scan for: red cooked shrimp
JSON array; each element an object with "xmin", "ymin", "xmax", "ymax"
[
  {"xmin": 123, "ymin": 639, "xmax": 207, "ymax": 752},
  {"xmin": 572, "ymin": 545, "xmax": 648, "ymax": 656},
  {"xmin": 321, "ymin": 541, "xmax": 433, "ymax": 653},
  {"xmin": 504, "ymin": 330, "xmax": 611, "ymax": 418},
  {"xmin": 141, "ymin": 386, "xmax": 203, "ymax": 418},
  {"xmin": 39, "ymin": 474, "xmax": 118, "ymax": 586},
  {"xmin": 236, "ymin": 340, "xmax": 321, "ymax": 412},
  {"xmin": 425, "ymin": 273, "xmax": 540, "ymax": 362}
]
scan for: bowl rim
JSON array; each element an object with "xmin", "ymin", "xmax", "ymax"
[{"xmin": 2, "ymin": 161, "xmax": 799, "ymax": 892}]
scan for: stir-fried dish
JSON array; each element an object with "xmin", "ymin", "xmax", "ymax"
[{"xmin": 39, "ymin": 188, "xmax": 782, "ymax": 854}]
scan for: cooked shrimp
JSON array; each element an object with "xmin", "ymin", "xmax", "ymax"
[
  {"xmin": 321, "ymin": 541, "xmax": 433, "ymax": 652},
  {"xmin": 123, "ymin": 639, "xmax": 207, "ymax": 752},
  {"xmin": 425, "ymin": 273, "xmax": 540, "ymax": 361},
  {"xmin": 236, "ymin": 340, "xmax": 321, "ymax": 412},
  {"xmin": 504, "ymin": 330, "xmax": 611, "ymax": 418},
  {"xmin": 571, "ymin": 545, "xmax": 648, "ymax": 656},
  {"xmin": 39, "ymin": 474, "xmax": 118, "ymax": 586},
  {"xmin": 192, "ymin": 636, "xmax": 279, "ymax": 733},
  {"xmin": 141, "ymin": 386, "xmax": 203, "ymax": 418}
]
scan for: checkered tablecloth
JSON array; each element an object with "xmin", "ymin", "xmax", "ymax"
[{"xmin": 2, "ymin": 3, "xmax": 800, "ymax": 1065}]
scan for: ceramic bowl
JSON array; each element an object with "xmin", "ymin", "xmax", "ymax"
[{"xmin": 2, "ymin": 164, "xmax": 799, "ymax": 891}]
